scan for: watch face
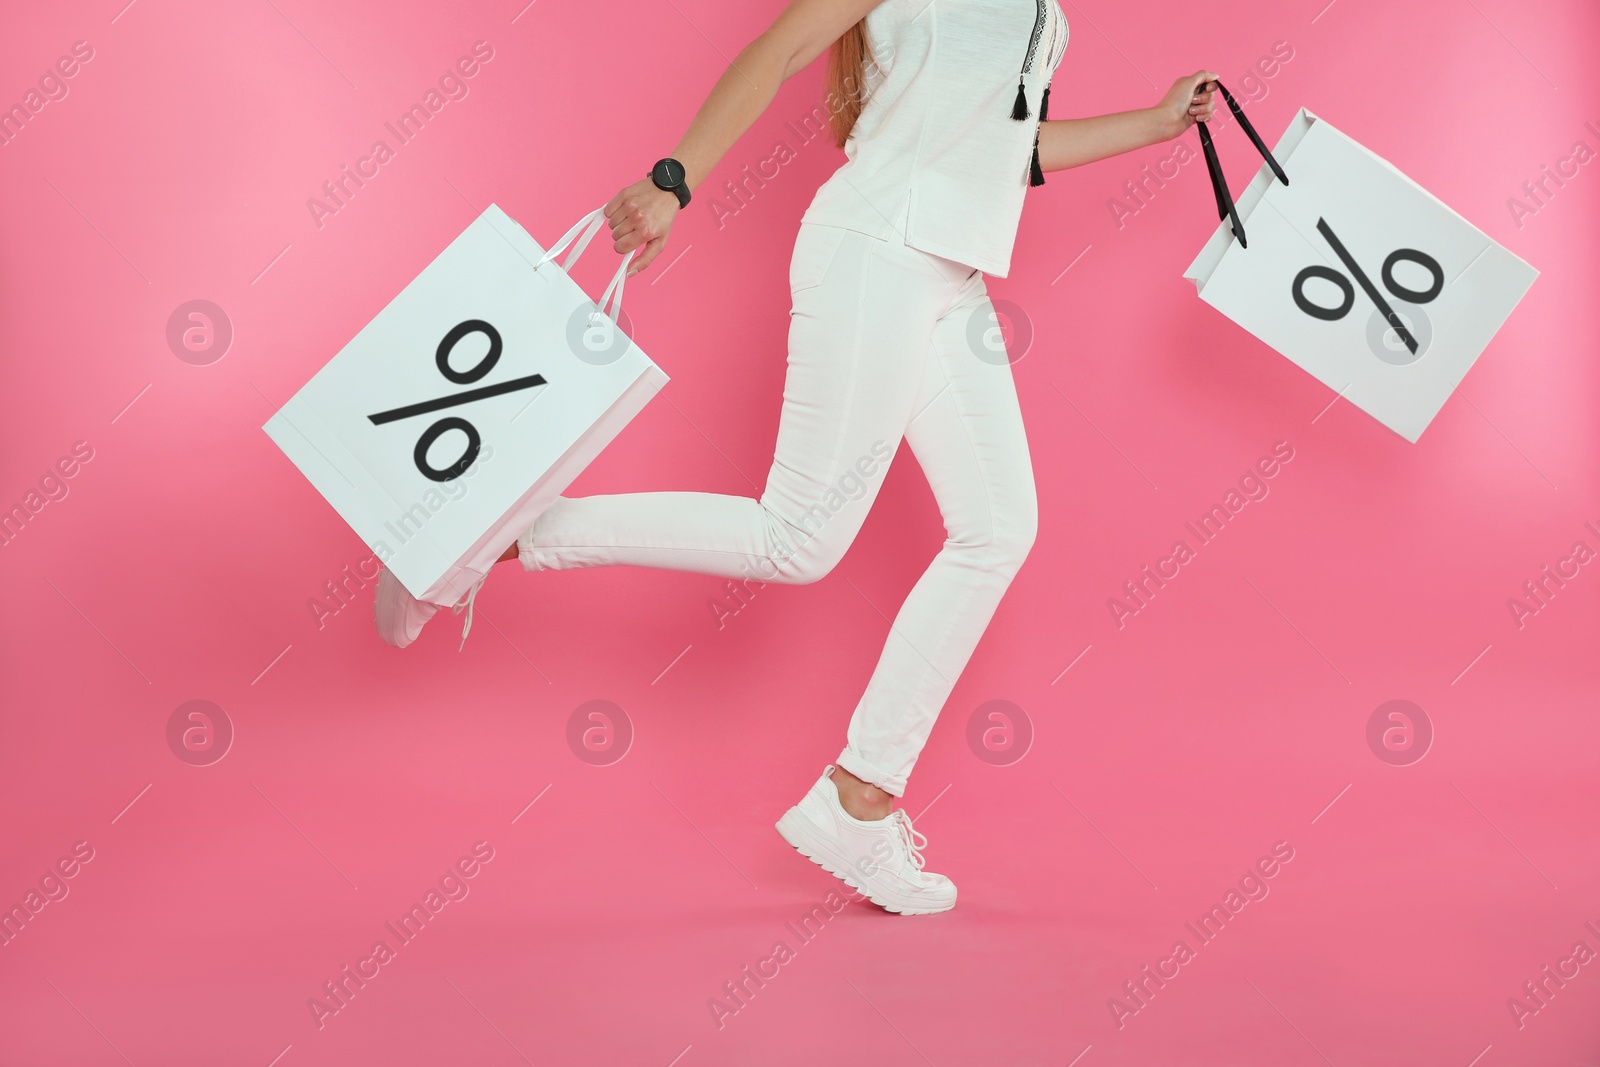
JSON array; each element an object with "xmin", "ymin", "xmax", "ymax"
[{"xmin": 653, "ymin": 159, "xmax": 683, "ymax": 187}]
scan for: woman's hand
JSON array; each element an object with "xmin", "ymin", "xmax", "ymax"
[
  {"xmin": 606, "ymin": 179, "xmax": 680, "ymax": 277},
  {"xmin": 1150, "ymin": 70, "xmax": 1218, "ymax": 142}
]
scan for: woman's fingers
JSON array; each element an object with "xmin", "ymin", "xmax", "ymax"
[
  {"xmin": 627, "ymin": 236, "xmax": 665, "ymax": 277},
  {"xmin": 609, "ymin": 205, "xmax": 654, "ymax": 253},
  {"xmin": 603, "ymin": 180, "xmax": 675, "ymax": 265},
  {"xmin": 609, "ymin": 215, "xmax": 639, "ymax": 249},
  {"xmin": 1188, "ymin": 72, "xmax": 1216, "ymax": 121}
]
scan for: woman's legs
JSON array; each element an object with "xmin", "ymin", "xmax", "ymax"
[
  {"xmin": 834, "ymin": 273, "xmax": 1038, "ymax": 796},
  {"xmin": 516, "ymin": 221, "xmax": 965, "ymax": 590},
  {"xmin": 511, "ymin": 223, "xmax": 1035, "ymax": 803}
]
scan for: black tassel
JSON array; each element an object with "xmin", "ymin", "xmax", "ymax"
[
  {"xmin": 1029, "ymin": 84, "xmax": 1051, "ymax": 187},
  {"xmin": 1011, "ymin": 77, "xmax": 1029, "ymax": 120}
]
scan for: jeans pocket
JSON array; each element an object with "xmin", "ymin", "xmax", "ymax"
[{"xmin": 789, "ymin": 223, "xmax": 852, "ymax": 296}]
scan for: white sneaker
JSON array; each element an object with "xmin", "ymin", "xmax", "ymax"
[
  {"xmin": 775, "ymin": 765, "xmax": 957, "ymax": 915},
  {"xmin": 373, "ymin": 567, "xmax": 485, "ymax": 650}
]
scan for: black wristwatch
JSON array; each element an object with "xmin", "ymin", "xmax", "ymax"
[{"xmin": 650, "ymin": 157, "xmax": 691, "ymax": 208}]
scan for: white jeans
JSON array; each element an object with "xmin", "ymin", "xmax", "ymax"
[{"xmin": 518, "ymin": 220, "xmax": 1037, "ymax": 796}]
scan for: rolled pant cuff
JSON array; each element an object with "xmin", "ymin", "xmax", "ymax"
[
  {"xmin": 517, "ymin": 524, "xmax": 549, "ymax": 572},
  {"xmin": 835, "ymin": 748, "xmax": 907, "ymax": 798}
]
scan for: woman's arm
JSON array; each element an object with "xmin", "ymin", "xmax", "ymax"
[
  {"xmin": 606, "ymin": 0, "xmax": 883, "ymax": 275},
  {"xmin": 1036, "ymin": 70, "xmax": 1217, "ymax": 173}
]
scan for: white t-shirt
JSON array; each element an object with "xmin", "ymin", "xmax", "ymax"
[{"xmin": 800, "ymin": 0, "xmax": 1069, "ymax": 278}]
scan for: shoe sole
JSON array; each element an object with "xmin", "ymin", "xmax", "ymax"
[
  {"xmin": 373, "ymin": 572, "xmax": 415, "ymax": 649},
  {"xmin": 775, "ymin": 808, "xmax": 955, "ymax": 916},
  {"xmin": 375, "ymin": 569, "xmax": 442, "ymax": 649}
]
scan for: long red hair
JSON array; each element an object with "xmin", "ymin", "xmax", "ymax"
[{"xmin": 825, "ymin": 22, "xmax": 872, "ymax": 148}]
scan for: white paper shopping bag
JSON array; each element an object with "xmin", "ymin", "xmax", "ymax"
[
  {"xmin": 1184, "ymin": 95, "xmax": 1537, "ymax": 442},
  {"xmin": 265, "ymin": 204, "xmax": 668, "ymax": 605}
]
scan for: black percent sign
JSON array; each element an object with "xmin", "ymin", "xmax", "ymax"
[
  {"xmin": 367, "ymin": 319, "xmax": 546, "ymax": 482},
  {"xmin": 1292, "ymin": 218, "xmax": 1445, "ymax": 356}
]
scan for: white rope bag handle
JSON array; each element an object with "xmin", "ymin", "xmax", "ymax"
[{"xmin": 534, "ymin": 206, "xmax": 631, "ymax": 328}]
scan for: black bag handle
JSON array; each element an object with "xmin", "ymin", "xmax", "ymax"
[{"xmin": 1195, "ymin": 80, "xmax": 1289, "ymax": 249}]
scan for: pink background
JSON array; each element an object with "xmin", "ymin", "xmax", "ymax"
[{"xmin": 2, "ymin": 0, "xmax": 1598, "ymax": 1064}]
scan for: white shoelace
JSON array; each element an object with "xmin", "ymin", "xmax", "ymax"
[
  {"xmin": 450, "ymin": 578, "xmax": 486, "ymax": 651},
  {"xmin": 891, "ymin": 809, "xmax": 929, "ymax": 872}
]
